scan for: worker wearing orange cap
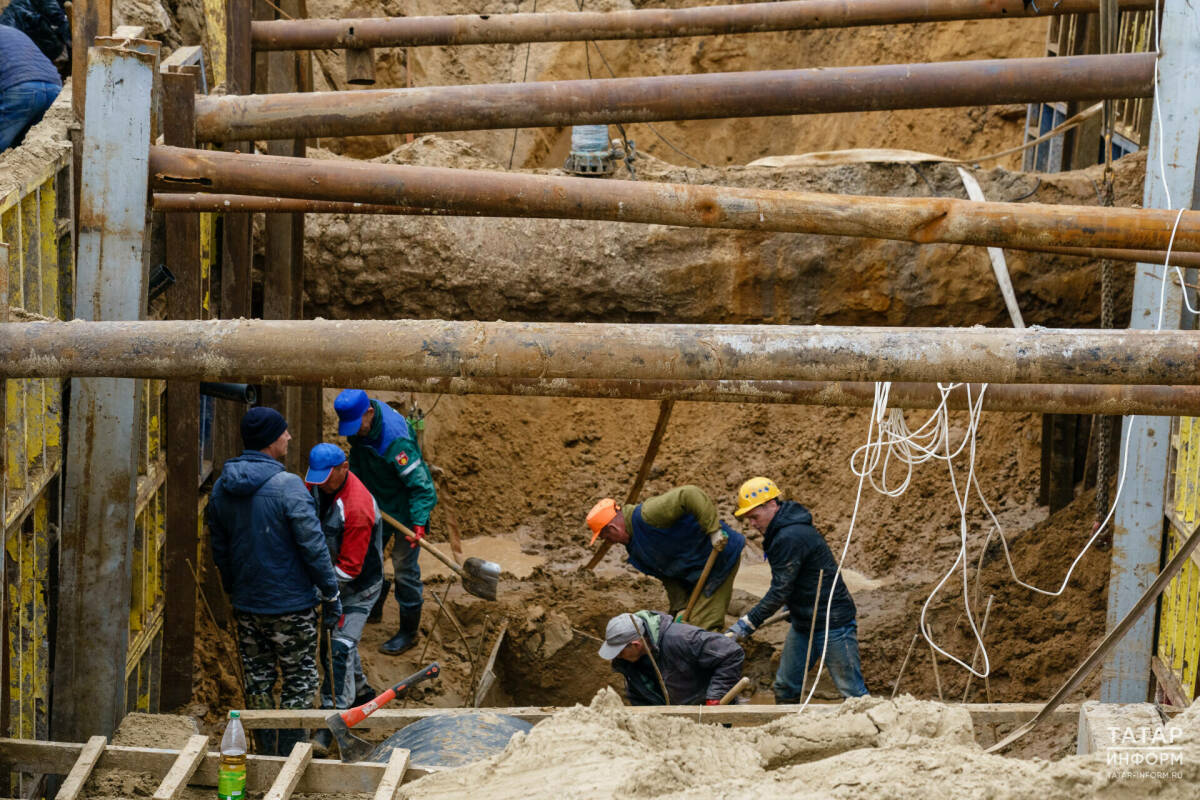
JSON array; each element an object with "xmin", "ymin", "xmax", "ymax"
[{"xmin": 586, "ymin": 486, "xmax": 743, "ymax": 632}]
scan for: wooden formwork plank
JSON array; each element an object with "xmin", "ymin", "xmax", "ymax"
[
  {"xmin": 0, "ymin": 739, "xmax": 419, "ymax": 793},
  {"xmin": 372, "ymin": 748, "xmax": 410, "ymax": 800},
  {"xmin": 150, "ymin": 734, "xmax": 209, "ymax": 800},
  {"xmin": 264, "ymin": 741, "xmax": 313, "ymax": 800},
  {"xmin": 52, "ymin": 735, "xmax": 106, "ymax": 800},
  {"xmin": 235, "ymin": 702, "xmax": 1094, "ymax": 730}
]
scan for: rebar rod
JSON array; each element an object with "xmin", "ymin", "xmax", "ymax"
[
  {"xmin": 2, "ymin": 320, "xmax": 1198, "ymax": 387},
  {"xmin": 191, "ymin": 53, "xmax": 1154, "ymax": 143},
  {"xmin": 150, "ymin": 146, "xmax": 1200, "ymax": 252},
  {"xmin": 250, "ymin": 0, "xmax": 1157, "ymax": 51}
]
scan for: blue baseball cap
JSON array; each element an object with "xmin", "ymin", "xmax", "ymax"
[
  {"xmin": 305, "ymin": 442, "xmax": 347, "ymax": 485},
  {"xmin": 334, "ymin": 389, "xmax": 371, "ymax": 436}
]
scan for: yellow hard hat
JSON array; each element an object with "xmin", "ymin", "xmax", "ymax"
[{"xmin": 735, "ymin": 477, "xmax": 780, "ymax": 516}]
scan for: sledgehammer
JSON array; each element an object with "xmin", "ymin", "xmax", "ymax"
[{"xmin": 326, "ymin": 661, "xmax": 441, "ymax": 762}]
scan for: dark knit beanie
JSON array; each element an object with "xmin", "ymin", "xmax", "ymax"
[{"xmin": 241, "ymin": 407, "xmax": 288, "ymax": 450}]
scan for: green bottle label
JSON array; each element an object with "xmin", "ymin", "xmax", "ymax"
[{"xmin": 217, "ymin": 766, "xmax": 245, "ymax": 800}]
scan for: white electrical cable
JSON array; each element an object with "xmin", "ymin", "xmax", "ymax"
[{"xmin": 795, "ymin": 0, "xmax": 1191, "ymax": 707}]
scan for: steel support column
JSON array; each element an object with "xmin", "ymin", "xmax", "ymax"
[
  {"xmin": 191, "ymin": 53, "xmax": 1155, "ymax": 143},
  {"xmin": 1103, "ymin": 1, "xmax": 1200, "ymax": 704},
  {"xmin": 51, "ymin": 38, "xmax": 158, "ymax": 742},
  {"xmin": 1, "ymin": 321, "xmax": 1198, "ymax": 386},
  {"xmin": 149, "ymin": 146, "xmax": 1200, "ymax": 253},
  {"xmin": 249, "ymin": 0, "xmax": 1157, "ymax": 51}
]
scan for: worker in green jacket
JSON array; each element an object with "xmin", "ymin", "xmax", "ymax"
[
  {"xmin": 586, "ymin": 485, "xmax": 744, "ymax": 632},
  {"xmin": 335, "ymin": 389, "xmax": 437, "ymax": 655}
]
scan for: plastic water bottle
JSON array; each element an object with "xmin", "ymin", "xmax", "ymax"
[{"xmin": 217, "ymin": 710, "xmax": 247, "ymax": 800}]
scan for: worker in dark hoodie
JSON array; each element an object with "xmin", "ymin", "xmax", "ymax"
[
  {"xmin": 207, "ymin": 407, "xmax": 342, "ymax": 755},
  {"xmin": 598, "ymin": 609, "xmax": 744, "ymax": 706},
  {"xmin": 725, "ymin": 477, "xmax": 868, "ymax": 702}
]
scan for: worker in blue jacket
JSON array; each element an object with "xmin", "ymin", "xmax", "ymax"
[
  {"xmin": 0, "ymin": 25, "xmax": 62, "ymax": 151},
  {"xmin": 726, "ymin": 477, "xmax": 868, "ymax": 702}
]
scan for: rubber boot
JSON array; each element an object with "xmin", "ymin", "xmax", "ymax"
[
  {"xmin": 309, "ymin": 727, "xmax": 334, "ymax": 758},
  {"xmin": 277, "ymin": 728, "xmax": 307, "ymax": 758},
  {"xmin": 378, "ymin": 610, "xmax": 421, "ymax": 655},
  {"xmin": 367, "ymin": 579, "xmax": 391, "ymax": 624}
]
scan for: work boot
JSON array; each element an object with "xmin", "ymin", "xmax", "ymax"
[
  {"xmin": 276, "ymin": 729, "xmax": 307, "ymax": 757},
  {"xmin": 367, "ymin": 579, "xmax": 391, "ymax": 624},
  {"xmin": 378, "ymin": 610, "xmax": 421, "ymax": 655},
  {"xmin": 309, "ymin": 727, "xmax": 334, "ymax": 758},
  {"xmin": 353, "ymin": 683, "xmax": 380, "ymax": 707}
]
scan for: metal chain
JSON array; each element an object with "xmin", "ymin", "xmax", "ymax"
[{"xmin": 1095, "ymin": 0, "xmax": 1119, "ymax": 522}]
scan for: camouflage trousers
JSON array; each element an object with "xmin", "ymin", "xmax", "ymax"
[{"xmin": 235, "ymin": 607, "xmax": 319, "ymax": 710}]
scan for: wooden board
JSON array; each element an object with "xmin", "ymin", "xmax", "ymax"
[
  {"xmin": 372, "ymin": 748, "xmax": 410, "ymax": 800},
  {"xmin": 53, "ymin": 736, "xmax": 106, "ymax": 800},
  {"xmin": 0, "ymin": 739, "xmax": 431, "ymax": 792},
  {"xmin": 151, "ymin": 735, "xmax": 209, "ymax": 800},
  {"xmin": 264, "ymin": 741, "xmax": 312, "ymax": 800},
  {"xmin": 233, "ymin": 702, "xmax": 1098, "ymax": 730}
]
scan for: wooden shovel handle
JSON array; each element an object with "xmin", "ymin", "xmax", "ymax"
[
  {"xmin": 681, "ymin": 547, "xmax": 720, "ymax": 624},
  {"xmin": 379, "ymin": 509, "xmax": 463, "ymax": 577},
  {"xmin": 719, "ymin": 677, "xmax": 751, "ymax": 705}
]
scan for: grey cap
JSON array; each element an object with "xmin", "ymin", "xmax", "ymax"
[{"xmin": 598, "ymin": 614, "xmax": 644, "ymax": 660}]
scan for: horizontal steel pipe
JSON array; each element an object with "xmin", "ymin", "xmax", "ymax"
[
  {"xmin": 358, "ymin": 377, "xmax": 1200, "ymax": 416},
  {"xmin": 250, "ymin": 0, "xmax": 1156, "ymax": 51},
  {"xmin": 149, "ymin": 147, "xmax": 1200, "ymax": 252},
  {"xmin": 192, "ymin": 53, "xmax": 1155, "ymax": 143},
  {"xmin": 1, "ymin": 320, "xmax": 1197, "ymax": 386},
  {"xmin": 150, "ymin": 191, "xmax": 1200, "ymax": 264}
]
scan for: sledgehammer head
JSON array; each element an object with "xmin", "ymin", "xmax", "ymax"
[{"xmin": 326, "ymin": 711, "xmax": 374, "ymax": 762}]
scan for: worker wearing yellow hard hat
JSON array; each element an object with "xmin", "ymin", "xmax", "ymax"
[
  {"xmin": 727, "ymin": 477, "xmax": 868, "ymax": 702},
  {"xmin": 586, "ymin": 486, "xmax": 744, "ymax": 632}
]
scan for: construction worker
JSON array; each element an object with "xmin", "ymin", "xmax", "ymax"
[
  {"xmin": 304, "ymin": 443, "xmax": 384, "ymax": 756},
  {"xmin": 586, "ymin": 485, "xmax": 743, "ymax": 632},
  {"xmin": 726, "ymin": 477, "xmax": 868, "ymax": 701},
  {"xmin": 207, "ymin": 408, "xmax": 341, "ymax": 756},
  {"xmin": 334, "ymin": 389, "xmax": 438, "ymax": 655},
  {"xmin": 0, "ymin": 25, "xmax": 62, "ymax": 151},
  {"xmin": 598, "ymin": 610, "xmax": 744, "ymax": 706}
]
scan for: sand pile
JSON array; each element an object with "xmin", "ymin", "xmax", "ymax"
[{"xmin": 402, "ymin": 692, "xmax": 1200, "ymax": 799}]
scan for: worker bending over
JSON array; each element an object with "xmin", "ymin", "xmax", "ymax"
[
  {"xmin": 586, "ymin": 485, "xmax": 743, "ymax": 631},
  {"xmin": 207, "ymin": 408, "xmax": 341, "ymax": 755},
  {"xmin": 305, "ymin": 443, "xmax": 384, "ymax": 756},
  {"xmin": 335, "ymin": 389, "xmax": 438, "ymax": 655},
  {"xmin": 726, "ymin": 477, "xmax": 867, "ymax": 701},
  {"xmin": 598, "ymin": 610, "xmax": 744, "ymax": 706}
]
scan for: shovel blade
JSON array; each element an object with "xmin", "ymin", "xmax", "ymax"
[{"xmin": 461, "ymin": 557, "xmax": 500, "ymax": 601}]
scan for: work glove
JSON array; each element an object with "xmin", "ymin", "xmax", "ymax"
[
  {"xmin": 408, "ymin": 524, "xmax": 427, "ymax": 549},
  {"xmin": 704, "ymin": 699, "xmax": 721, "ymax": 706},
  {"xmin": 322, "ymin": 596, "xmax": 343, "ymax": 630},
  {"xmin": 725, "ymin": 615, "xmax": 755, "ymax": 642},
  {"xmin": 709, "ymin": 529, "xmax": 728, "ymax": 551}
]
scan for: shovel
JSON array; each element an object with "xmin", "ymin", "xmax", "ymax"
[
  {"xmin": 380, "ymin": 510, "xmax": 501, "ymax": 602},
  {"xmin": 326, "ymin": 661, "xmax": 441, "ymax": 762}
]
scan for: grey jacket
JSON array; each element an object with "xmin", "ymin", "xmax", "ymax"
[{"xmin": 611, "ymin": 610, "xmax": 744, "ymax": 705}]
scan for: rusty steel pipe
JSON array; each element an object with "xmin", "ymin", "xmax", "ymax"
[
  {"xmin": 192, "ymin": 53, "xmax": 1155, "ymax": 143},
  {"xmin": 340, "ymin": 377, "xmax": 1200, "ymax": 417},
  {"xmin": 149, "ymin": 146, "xmax": 1200, "ymax": 252},
  {"xmin": 150, "ymin": 191, "xmax": 1200, "ymax": 263},
  {"xmin": 1, "ymin": 320, "xmax": 1198, "ymax": 386},
  {"xmin": 250, "ymin": 0, "xmax": 1157, "ymax": 51}
]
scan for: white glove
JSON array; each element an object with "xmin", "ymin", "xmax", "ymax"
[{"xmin": 709, "ymin": 529, "xmax": 728, "ymax": 551}]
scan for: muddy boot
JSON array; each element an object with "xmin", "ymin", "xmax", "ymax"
[
  {"xmin": 774, "ymin": 693, "xmax": 800, "ymax": 706},
  {"xmin": 277, "ymin": 729, "xmax": 307, "ymax": 758},
  {"xmin": 378, "ymin": 610, "xmax": 420, "ymax": 655},
  {"xmin": 353, "ymin": 683, "xmax": 380, "ymax": 706},
  {"xmin": 253, "ymin": 728, "xmax": 279, "ymax": 756},
  {"xmin": 309, "ymin": 727, "xmax": 333, "ymax": 757},
  {"xmin": 367, "ymin": 579, "xmax": 391, "ymax": 624}
]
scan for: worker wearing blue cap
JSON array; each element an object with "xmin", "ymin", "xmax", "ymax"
[{"xmin": 334, "ymin": 389, "xmax": 438, "ymax": 655}]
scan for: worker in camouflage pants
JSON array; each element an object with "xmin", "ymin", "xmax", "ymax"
[{"xmin": 208, "ymin": 408, "xmax": 341, "ymax": 756}]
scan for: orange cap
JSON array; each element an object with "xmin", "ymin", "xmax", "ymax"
[{"xmin": 586, "ymin": 498, "xmax": 619, "ymax": 545}]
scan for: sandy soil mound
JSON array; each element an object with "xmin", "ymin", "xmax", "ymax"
[{"xmin": 401, "ymin": 691, "xmax": 1200, "ymax": 799}]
